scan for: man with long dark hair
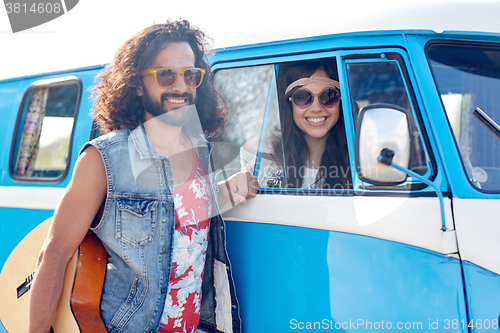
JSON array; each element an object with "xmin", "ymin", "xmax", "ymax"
[{"xmin": 28, "ymin": 19, "xmax": 255, "ymax": 333}]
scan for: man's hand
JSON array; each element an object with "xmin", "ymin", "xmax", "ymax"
[{"xmin": 217, "ymin": 171, "xmax": 258, "ymax": 208}]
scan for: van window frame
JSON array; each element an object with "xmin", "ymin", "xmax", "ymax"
[
  {"xmin": 9, "ymin": 76, "xmax": 82, "ymax": 183},
  {"xmin": 212, "ymin": 52, "xmax": 357, "ymax": 196},
  {"xmin": 341, "ymin": 50, "xmax": 438, "ymax": 193}
]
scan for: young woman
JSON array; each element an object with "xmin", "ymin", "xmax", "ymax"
[{"xmin": 241, "ymin": 60, "xmax": 351, "ymax": 189}]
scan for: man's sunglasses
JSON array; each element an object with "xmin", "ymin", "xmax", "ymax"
[
  {"xmin": 141, "ymin": 67, "xmax": 206, "ymax": 89},
  {"xmin": 289, "ymin": 87, "xmax": 340, "ymax": 108}
]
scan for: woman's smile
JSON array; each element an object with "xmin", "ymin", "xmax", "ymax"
[{"xmin": 292, "ymin": 68, "xmax": 340, "ymax": 140}]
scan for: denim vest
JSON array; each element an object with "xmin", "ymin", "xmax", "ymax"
[{"xmin": 80, "ymin": 127, "xmax": 241, "ymax": 333}]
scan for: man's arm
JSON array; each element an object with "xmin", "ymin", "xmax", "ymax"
[{"xmin": 28, "ymin": 146, "xmax": 107, "ymax": 333}]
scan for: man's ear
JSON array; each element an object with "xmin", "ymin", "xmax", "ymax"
[{"xmin": 137, "ymin": 84, "xmax": 143, "ymax": 97}]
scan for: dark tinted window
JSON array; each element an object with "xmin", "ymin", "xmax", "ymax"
[{"xmin": 428, "ymin": 42, "xmax": 500, "ymax": 191}]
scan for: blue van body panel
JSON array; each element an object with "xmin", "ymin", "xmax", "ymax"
[
  {"xmin": 0, "ymin": 208, "xmax": 53, "ymax": 269},
  {"xmin": 225, "ymin": 220, "xmax": 468, "ymax": 332},
  {"xmin": 462, "ymin": 261, "xmax": 500, "ymax": 332}
]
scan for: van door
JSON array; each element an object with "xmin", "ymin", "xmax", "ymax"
[
  {"xmin": 427, "ymin": 41, "xmax": 500, "ymax": 333},
  {"xmin": 210, "ymin": 48, "xmax": 468, "ymax": 331}
]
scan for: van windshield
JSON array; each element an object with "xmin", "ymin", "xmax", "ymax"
[{"xmin": 427, "ymin": 42, "xmax": 500, "ymax": 192}]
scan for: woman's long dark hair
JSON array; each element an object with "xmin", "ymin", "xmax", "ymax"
[{"xmin": 273, "ymin": 59, "xmax": 351, "ymax": 189}]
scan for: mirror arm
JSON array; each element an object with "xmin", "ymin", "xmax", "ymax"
[{"xmin": 378, "ymin": 149, "xmax": 447, "ymax": 231}]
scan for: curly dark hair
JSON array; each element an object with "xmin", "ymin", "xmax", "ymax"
[
  {"xmin": 91, "ymin": 19, "xmax": 225, "ymax": 136},
  {"xmin": 273, "ymin": 59, "xmax": 351, "ymax": 189}
]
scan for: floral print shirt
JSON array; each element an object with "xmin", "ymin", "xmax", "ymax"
[{"xmin": 158, "ymin": 151, "xmax": 211, "ymax": 333}]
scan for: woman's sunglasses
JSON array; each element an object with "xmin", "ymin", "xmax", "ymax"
[
  {"xmin": 289, "ymin": 87, "xmax": 340, "ymax": 108},
  {"xmin": 141, "ymin": 67, "xmax": 206, "ymax": 89}
]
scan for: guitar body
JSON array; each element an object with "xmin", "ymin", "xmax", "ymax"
[{"xmin": 0, "ymin": 218, "xmax": 107, "ymax": 333}]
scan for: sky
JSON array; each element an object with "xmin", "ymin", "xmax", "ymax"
[{"xmin": 1, "ymin": 0, "xmax": 500, "ymax": 80}]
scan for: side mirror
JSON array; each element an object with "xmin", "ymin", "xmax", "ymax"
[{"xmin": 355, "ymin": 104, "xmax": 411, "ymax": 185}]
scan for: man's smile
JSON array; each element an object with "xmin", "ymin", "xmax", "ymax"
[{"xmin": 165, "ymin": 97, "xmax": 188, "ymax": 105}]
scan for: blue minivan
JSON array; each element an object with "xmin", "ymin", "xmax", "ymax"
[{"xmin": 1, "ymin": 30, "xmax": 500, "ymax": 332}]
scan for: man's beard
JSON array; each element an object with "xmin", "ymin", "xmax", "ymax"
[{"xmin": 142, "ymin": 89, "xmax": 196, "ymax": 127}]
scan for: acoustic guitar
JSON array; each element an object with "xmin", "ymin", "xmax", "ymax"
[{"xmin": 0, "ymin": 217, "xmax": 107, "ymax": 333}]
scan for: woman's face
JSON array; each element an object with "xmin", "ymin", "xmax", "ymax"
[{"xmin": 291, "ymin": 68, "xmax": 341, "ymax": 142}]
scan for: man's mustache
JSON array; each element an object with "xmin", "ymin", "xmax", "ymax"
[{"xmin": 161, "ymin": 92, "xmax": 194, "ymax": 104}]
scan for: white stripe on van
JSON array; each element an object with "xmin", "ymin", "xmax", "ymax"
[
  {"xmin": 0, "ymin": 186, "xmax": 65, "ymax": 210},
  {"xmin": 222, "ymin": 194, "xmax": 455, "ymax": 256},
  {"xmin": 453, "ymin": 198, "xmax": 500, "ymax": 276}
]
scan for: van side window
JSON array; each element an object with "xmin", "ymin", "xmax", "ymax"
[
  {"xmin": 427, "ymin": 42, "xmax": 500, "ymax": 192},
  {"xmin": 212, "ymin": 65, "xmax": 283, "ymax": 184},
  {"xmin": 214, "ymin": 58, "xmax": 352, "ymax": 192},
  {"xmin": 346, "ymin": 57, "xmax": 430, "ymax": 177},
  {"xmin": 10, "ymin": 79, "xmax": 80, "ymax": 181},
  {"xmin": 273, "ymin": 58, "xmax": 351, "ymax": 191}
]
